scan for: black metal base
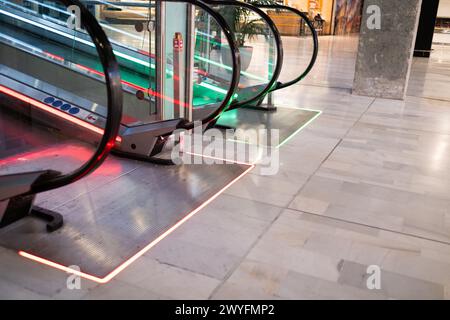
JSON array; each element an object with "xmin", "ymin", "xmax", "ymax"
[
  {"xmin": 0, "ymin": 195, "xmax": 34, "ymax": 228},
  {"xmin": 210, "ymin": 103, "xmax": 277, "ymax": 132},
  {"xmin": 212, "ymin": 124, "xmax": 236, "ymax": 131},
  {"xmin": 112, "ymin": 149, "xmax": 176, "ymax": 166},
  {"xmin": 0, "ymin": 195, "xmax": 64, "ymax": 233},
  {"xmin": 30, "ymin": 206, "xmax": 64, "ymax": 232},
  {"xmin": 243, "ymin": 105, "xmax": 278, "ymax": 112},
  {"xmin": 225, "ymin": 102, "xmax": 277, "ymax": 113},
  {"xmin": 414, "ymin": 50, "xmax": 431, "ymax": 58}
]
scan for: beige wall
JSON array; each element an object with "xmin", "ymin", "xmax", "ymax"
[
  {"xmin": 285, "ymin": 0, "xmax": 309, "ymax": 12},
  {"xmin": 321, "ymin": 0, "xmax": 334, "ymax": 34},
  {"xmin": 286, "ymin": 0, "xmax": 334, "ymax": 34},
  {"xmin": 438, "ymin": 0, "xmax": 450, "ymax": 17}
]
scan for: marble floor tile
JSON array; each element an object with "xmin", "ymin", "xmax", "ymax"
[
  {"xmin": 81, "ymin": 280, "xmax": 165, "ymax": 300},
  {"xmin": 0, "ymin": 248, "xmax": 70, "ymax": 297},
  {"xmin": 0, "ymin": 278, "xmax": 49, "ymax": 300},
  {"xmin": 212, "ymin": 260, "xmax": 289, "ymax": 300},
  {"xmin": 213, "ymin": 209, "xmax": 450, "ymax": 300},
  {"xmin": 278, "ymin": 268, "xmax": 387, "ymax": 300},
  {"xmin": 338, "ymin": 260, "xmax": 444, "ymax": 299},
  {"xmin": 116, "ymin": 256, "xmax": 220, "ymax": 300},
  {"xmin": 146, "ymin": 194, "xmax": 282, "ymax": 280},
  {"xmin": 224, "ymin": 173, "xmax": 304, "ymax": 207}
]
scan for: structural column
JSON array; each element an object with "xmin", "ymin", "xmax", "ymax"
[
  {"xmin": 414, "ymin": 0, "xmax": 440, "ymax": 57},
  {"xmin": 353, "ymin": 0, "xmax": 423, "ymax": 100}
]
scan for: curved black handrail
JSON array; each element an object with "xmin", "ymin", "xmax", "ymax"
[
  {"xmin": 22, "ymin": 0, "xmax": 124, "ymax": 194},
  {"xmin": 201, "ymin": 0, "xmax": 284, "ymax": 110},
  {"xmin": 253, "ymin": 3, "xmax": 318, "ymax": 90}
]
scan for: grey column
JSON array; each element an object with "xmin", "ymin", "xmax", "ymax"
[{"xmin": 353, "ymin": 0, "xmax": 422, "ymax": 100}]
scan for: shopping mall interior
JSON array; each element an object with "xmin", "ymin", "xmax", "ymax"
[{"xmin": 0, "ymin": 0, "xmax": 449, "ymax": 302}]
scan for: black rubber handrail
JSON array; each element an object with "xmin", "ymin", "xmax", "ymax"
[
  {"xmin": 201, "ymin": 0, "xmax": 284, "ymax": 110},
  {"xmin": 253, "ymin": 3, "xmax": 318, "ymax": 90},
  {"xmin": 20, "ymin": 0, "xmax": 124, "ymax": 194}
]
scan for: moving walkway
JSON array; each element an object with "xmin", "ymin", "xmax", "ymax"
[
  {"xmin": 1, "ymin": 0, "xmax": 317, "ymax": 164},
  {"xmin": 0, "ymin": 0, "xmax": 240, "ymax": 163},
  {"xmin": 0, "ymin": 0, "xmax": 243, "ymax": 231},
  {"xmin": 85, "ymin": 0, "xmax": 318, "ymax": 134},
  {"xmin": 0, "ymin": 0, "xmax": 122, "ymax": 231},
  {"xmin": 207, "ymin": 0, "xmax": 319, "ymax": 131}
]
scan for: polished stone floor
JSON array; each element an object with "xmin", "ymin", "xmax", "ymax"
[
  {"xmin": 433, "ymin": 32, "xmax": 450, "ymax": 45},
  {"xmin": 1, "ymin": 35, "xmax": 450, "ymax": 299}
]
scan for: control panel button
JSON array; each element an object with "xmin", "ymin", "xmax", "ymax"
[
  {"xmin": 61, "ymin": 103, "xmax": 72, "ymax": 111},
  {"xmin": 44, "ymin": 96, "xmax": 55, "ymax": 104},
  {"xmin": 52, "ymin": 100, "xmax": 63, "ymax": 108},
  {"xmin": 69, "ymin": 107, "xmax": 80, "ymax": 115}
]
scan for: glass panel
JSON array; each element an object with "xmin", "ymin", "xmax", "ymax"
[
  {"xmin": 0, "ymin": 0, "xmax": 111, "ymax": 175},
  {"xmin": 207, "ymin": 3, "xmax": 279, "ymax": 104},
  {"xmin": 82, "ymin": 0, "xmax": 155, "ymax": 126},
  {"xmin": 189, "ymin": 3, "xmax": 237, "ymax": 121},
  {"xmin": 74, "ymin": 0, "xmax": 237, "ymax": 125},
  {"xmin": 162, "ymin": 2, "xmax": 188, "ymax": 120},
  {"xmin": 262, "ymin": 7, "xmax": 316, "ymax": 85}
]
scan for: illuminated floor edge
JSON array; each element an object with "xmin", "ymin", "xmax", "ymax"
[
  {"xmin": 277, "ymin": 109, "xmax": 322, "ymax": 148},
  {"xmin": 0, "ymin": 159, "xmax": 255, "ymax": 284},
  {"xmin": 215, "ymin": 106, "xmax": 322, "ymax": 148}
]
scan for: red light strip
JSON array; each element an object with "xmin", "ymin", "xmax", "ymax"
[
  {"xmin": 134, "ymin": 49, "xmax": 208, "ymax": 79},
  {"xmin": 43, "ymin": 51, "xmax": 65, "ymax": 63},
  {"xmin": 75, "ymin": 63, "xmax": 192, "ymax": 109},
  {"xmin": 137, "ymin": 49, "xmax": 155, "ymax": 58},
  {"xmin": 75, "ymin": 63, "xmax": 104, "ymax": 77},
  {"xmin": 19, "ymin": 162, "xmax": 255, "ymax": 284},
  {"xmin": 0, "ymin": 85, "xmax": 122, "ymax": 143}
]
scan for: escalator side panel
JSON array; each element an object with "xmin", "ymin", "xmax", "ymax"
[
  {"xmin": 0, "ymin": 0, "xmax": 123, "ymax": 231},
  {"xmin": 0, "ymin": 42, "xmax": 149, "ymax": 122}
]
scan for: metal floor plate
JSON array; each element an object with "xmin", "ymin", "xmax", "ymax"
[
  {"xmin": 216, "ymin": 106, "xmax": 321, "ymax": 147},
  {"xmin": 0, "ymin": 157, "xmax": 251, "ymax": 280}
]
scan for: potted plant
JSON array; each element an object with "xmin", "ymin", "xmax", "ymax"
[{"xmin": 218, "ymin": 3, "xmax": 267, "ymax": 71}]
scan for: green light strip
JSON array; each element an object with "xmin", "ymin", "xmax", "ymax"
[
  {"xmin": 223, "ymin": 108, "xmax": 322, "ymax": 148},
  {"xmin": 276, "ymin": 109, "xmax": 322, "ymax": 148}
]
